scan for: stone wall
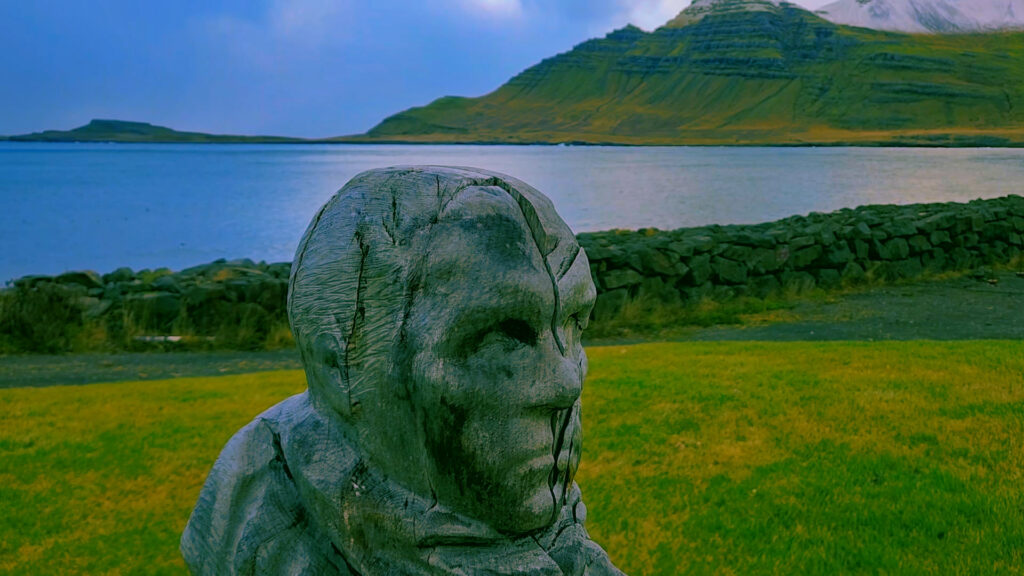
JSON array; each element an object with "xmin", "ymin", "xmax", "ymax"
[
  {"xmin": 3, "ymin": 195, "xmax": 1022, "ymax": 351},
  {"xmin": 579, "ymin": 195, "xmax": 1024, "ymax": 321}
]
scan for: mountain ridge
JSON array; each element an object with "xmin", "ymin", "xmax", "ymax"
[{"xmin": 345, "ymin": 2, "xmax": 1024, "ymax": 146}]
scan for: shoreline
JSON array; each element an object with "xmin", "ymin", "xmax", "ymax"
[{"xmin": 4, "ymin": 138, "xmax": 1024, "ymax": 148}]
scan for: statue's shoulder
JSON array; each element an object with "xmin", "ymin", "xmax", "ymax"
[{"xmin": 181, "ymin": 393, "xmax": 348, "ymax": 575}]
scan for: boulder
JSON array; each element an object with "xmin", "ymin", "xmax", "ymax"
[
  {"xmin": 853, "ymin": 240, "xmax": 870, "ymax": 260},
  {"xmin": 152, "ymin": 275, "xmax": 181, "ymax": 294},
  {"xmin": 102, "ymin": 267, "xmax": 134, "ymax": 284},
  {"xmin": 824, "ymin": 241, "xmax": 854, "ymax": 266},
  {"xmin": 711, "ymin": 257, "xmax": 748, "ymax": 285},
  {"xmin": 789, "ymin": 235, "xmax": 816, "ymax": 250},
  {"xmin": 602, "ymin": 268, "xmax": 643, "ymax": 291},
  {"xmin": 841, "ymin": 261, "xmax": 866, "ymax": 283},
  {"xmin": 792, "ymin": 245, "xmax": 823, "ymax": 269},
  {"xmin": 907, "ymin": 235, "xmax": 931, "ymax": 254},
  {"xmin": 929, "ymin": 230, "xmax": 951, "ymax": 246},
  {"xmin": 884, "ymin": 238, "xmax": 910, "ymax": 260},
  {"xmin": 637, "ymin": 276, "xmax": 681, "ymax": 305},
  {"xmin": 640, "ymin": 249, "xmax": 688, "ymax": 278},
  {"xmin": 55, "ymin": 271, "xmax": 103, "ymax": 290},
  {"xmin": 721, "ymin": 244, "xmax": 753, "ymax": 262},
  {"xmin": 888, "ymin": 218, "xmax": 918, "ymax": 237},
  {"xmin": 124, "ymin": 292, "xmax": 181, "ymax": 331},
  {"xmin": 12, "ymin": 275, "xmax": 53, "ymax": 290},
  {"xmin": 684, "ymin": 254, "xmax": 713, "ymax": 286}
]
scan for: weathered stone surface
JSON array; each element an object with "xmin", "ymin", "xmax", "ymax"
[
  {"xmin": 853, "ymin": 239, "xmax": 870, "ymax": 260},
  {"xmin": 792, "ymin": 245, "xmax": 823, "ymax": 269},
  {"xmin": 722, "ymin": 244, "xmax": 753, "ymax": 262},
  {"xmin": 884, "ymin": 238, "xmax": 911, "ymax": 260},
  {"xmin": 824, "ymin": 241, "xmax": 854, "ymax": 266},
  {"xmin": 685, "ymin": 253, "xmax": 713, "ymax": 286},
  {"xmin": 907, "ymin": 235, "xmax": 931, "ymax": 254},
  {"xmin": 712, "ymin": 257, "xmax": 748, "ymax": 285},
  {"xmin": 181, "ymin": 166, "xmax": 625, "ymax": 575},
  {"xmin": 841, "ymin": 261, "xmax": 866, "ymax": 282},
  {"xmin": 637, "ymin": 276, "xmax": 681, "ymax": 305},
  {"xmin": 55, "ymin": 270, "xmax": 103, "ymax": 290},
  {"xmin": 888, "ymin": 218, "xmax": 918, "ymax": 237},
  {"xmin": 929, "ymin": 230, "xmax": 952, "ymax": 246},
  {"xmin": 604, "ymin": 268, "xmax": 644, "ymax": 290},
  {"xmin": 102, "ymin": 267, "xmax": 134, "ymax": 284},
  {"xmin": 790, "ymin": 235, "xmax": 816, "ymax": 250},
  {"xmin": 125, "ymin": 291, "xmax": 180, "ymax": 331},
  {"xmin": 640, "ymin": 248, "xmax": 688, "ymax": 278}
]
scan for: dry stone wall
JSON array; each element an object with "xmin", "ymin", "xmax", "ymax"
[
  {"xmin": 579, "ymin": 195, "xmax": 1024, "ymax": 321},
  {"xmin": 3, "ymin": 195, "xmax": 1022, "ymax": 351}
]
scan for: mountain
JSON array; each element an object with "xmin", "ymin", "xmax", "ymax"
[
  {"xmin": 347, "ymin": 1, "xmax": 1024, "ymax": 146},
  {"xmin": 816, "ymin": 0, "xmax": 1024, "ymax": 33},
  {"xmin": 9, "ymin": 119, "xmax": 305, "ymax": 143}
]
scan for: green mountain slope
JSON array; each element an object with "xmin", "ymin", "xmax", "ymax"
[
  {"xmin": 351, "ymin": 3, "xmax": 1024, "ymax": 146},
  {"xmin": 9, "ymin": 119, "xmax": 304, "ymax": 143}
]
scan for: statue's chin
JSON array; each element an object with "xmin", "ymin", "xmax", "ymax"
[{"xmin": 489, "ymin": 486, "xmax": 559, "ymax": 536}]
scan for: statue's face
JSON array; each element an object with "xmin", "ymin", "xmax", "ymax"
[{"xmin": 403, "ymin": 187, "xmax": 595, "ymax": 534}]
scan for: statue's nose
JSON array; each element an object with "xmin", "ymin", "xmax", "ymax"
[{"xmin": 529, "ymin": 333, "xmax": 584, "ymax": 410}]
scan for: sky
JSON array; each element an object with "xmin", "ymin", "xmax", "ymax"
[{"xmin": 0, "ymin": 0, "xmax": 834, "ymax": 138}]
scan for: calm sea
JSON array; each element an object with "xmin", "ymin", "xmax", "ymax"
[{"xmin": 2, "ymin": 142, "xmax": 1023, "ymax": 283}]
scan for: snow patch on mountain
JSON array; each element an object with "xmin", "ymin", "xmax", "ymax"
[{"xmin": 815, "ymin": 0, "xmax": 1024, "ymax": 33}]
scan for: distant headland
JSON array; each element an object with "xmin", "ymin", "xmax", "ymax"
[{"xmin": 2, "ymin": 119, "xmax": 309, "ymax": 144}]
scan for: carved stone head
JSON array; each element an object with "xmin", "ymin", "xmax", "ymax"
[
  {"xmin": 288, "ymin": 166, "xmax": 596, "ymax": 534},
  {"xmin": 183, "ymin": 166, "xmax": 624, "ymax": 575}
]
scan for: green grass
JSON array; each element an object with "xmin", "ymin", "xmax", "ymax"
[{"xmin": 3, "ymin": 342, "xmax": 1024, "ymax": 574}]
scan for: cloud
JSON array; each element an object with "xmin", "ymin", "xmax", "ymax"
[
  {"xmin": 196, "ymin": 0, "xmax": 353, "ymax": 74},
  {"xmin": 618, "ymin": 0, "xmax": 690, "ymax": 30},
  {"xmin": 459, "ymin": 0, "xmax": 524, "ymax": 18},
  {"xmin": 269, "ymin": 0, "xmax": 349, "ymax": 43}
]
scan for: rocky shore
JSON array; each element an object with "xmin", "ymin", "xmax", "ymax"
[{"xmin": 2, "ymin": 195, "xmax": 1022, "ymax": 353}]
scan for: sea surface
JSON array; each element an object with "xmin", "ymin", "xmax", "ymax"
[{"xmin": 2, "ymin": 142, "xmax": 1023, "ymax": 283}]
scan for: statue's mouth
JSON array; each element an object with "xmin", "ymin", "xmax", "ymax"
[{"xmin": 547, "ymin": 404, "xmax": 579, "ymax": 512}]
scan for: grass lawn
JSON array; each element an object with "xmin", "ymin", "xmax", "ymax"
[{"xmin": 2, "ymin": 342, "xmax": 1023, "ymax": 575}]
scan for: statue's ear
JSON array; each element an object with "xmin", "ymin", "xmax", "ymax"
[{"xmin": 306, "ymin": 331, "xmax": 353, "ymax": 418}]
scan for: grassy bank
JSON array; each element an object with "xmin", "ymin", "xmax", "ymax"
[{"xmin": 2, "ymin": 342, "xmax": 1023, "ymax": 574}]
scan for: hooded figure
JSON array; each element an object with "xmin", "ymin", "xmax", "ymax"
[{"xmin": 181, "ymin": 166, "xmax": 626, "ymax": 575}]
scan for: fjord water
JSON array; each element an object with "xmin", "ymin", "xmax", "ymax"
[{"xmin": 2, "ymin": 142, "xmax": 1023, "ymax": 283}]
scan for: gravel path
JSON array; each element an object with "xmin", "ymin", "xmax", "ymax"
[{"xmin": 691, "ymin": 270, "xmax": 1024, "ymax": 342}]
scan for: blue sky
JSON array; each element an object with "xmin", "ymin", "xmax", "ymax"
[{"xmin": 0, "ymin": 0, "xmax": 832, "ymax": 138}]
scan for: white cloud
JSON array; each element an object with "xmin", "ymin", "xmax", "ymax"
[
  {"xmin": 197, "ymin": 0, "xmax": 352, "ymax": 73},
  {"xmin": 618, "ymin": 0, "xmax": 689, "ymax": 29},
  {"xmin": 269, "ymin": 0, "xmax": 349, "ymax": 43},
  {"xmin": 459, "ymin": 0, "xmax": 524, "ymax": 18}
]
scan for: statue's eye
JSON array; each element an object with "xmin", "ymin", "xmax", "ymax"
[{"xmin": 497, "ymin": 318, "xmax": 538, "ymax": 347}]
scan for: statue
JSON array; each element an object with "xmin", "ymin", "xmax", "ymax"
[{"xmin": 181, "ymin": 166, "xmax": 626, "ymax": 575}]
